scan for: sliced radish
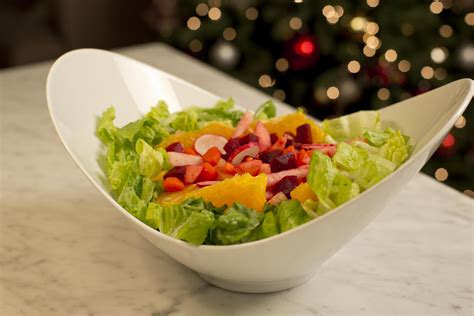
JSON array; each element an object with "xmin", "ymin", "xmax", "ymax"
[
  {"xmin": 302, "ymin": 144, "xmax": 337, "ymax": 157},
  {"xmin": 254, "ymin": 121, "xmax": 271, "ymax": 151},
  {"xmin": 196, "ymin": 181, "xmax": 221, "ymax": 187},
  {"xmin": 194, "ymin": 134, "xmax": 228, "ymax": 155},
  {"xmin": 227, "ymin": 142, "xmax": 260, "ymax": 165},
  {"xmin": 268, "ymin": 192, "xmax": 288, "ymax": 205},
  {"xmin": 266, "ymin": 191, "xmax": 274, "ymax": 200},
  {"xmin": 167, "ymin": 152, "xmax": 203, "ymax": 167},
  {"xmin": 267, "ymin": 167, "xmax": 309, "ymax": 187},
  {"xmin": 184, "ymin": 165, "xmax": 203, "ymax": 184},
  {"xmin": 232, "ymin": 111, "xmax": 253, "ymax": 138}
]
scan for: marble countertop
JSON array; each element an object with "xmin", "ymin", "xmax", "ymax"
[{"xmin": 0, "ymin": 43, "xmax": 472, "ymax": 316}]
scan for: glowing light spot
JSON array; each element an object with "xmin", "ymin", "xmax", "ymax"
[
  {"xmin": 275, "ymin": 58, "xmax": 289, "ymax": 72},
  {"xmin": 350, "ymin": 17, "xmax": 367, "ymax": 31},
  {"xmin": 435, "ymin": 168, "xmax": 448, "ymax": 181},
  {"xmin": 365, "ymin": 22, "xmax": 379, "ymax": 34},
  {"xmin": 431, "ymin": 47, "xmax": 447, "ymax": 63},
  {"xmin": 442, "ymin": 133, "xmax": 455, "ymax": 147},
  {"xmin": 196, "ymin": 3, "xmax": 209, "ymax": 16},
  {"xmin": 430, "ymin": 1, "xmax": 443, "ymax": 14},
  {"xmin": 454, "ymin": 116, "xmax": 466, "ymax": 128},
  {"xmin": 327, "ymin": 86, "xmax": 340, "ymax": 100},
  {"xmin": 434, "ymin": 67, "xmax": 447, "ymax": 80},
  {"xmin": 363, "ymin": 46, "xmax": 376, "ymax": 57},
  {"xmin": 223, "ymin": 27, "xmax": 236, "ymax": 41},
  {"xmin": 439, "ymin": 25, "xmax": 453, "ymax": 38},
  {"xmin": 295, "ymin": 39, "xmax": 314, "ymax": 56},
  {"xmin": 385, "ymin": 49, "xmax": 398, "ymax": 62},
  {"xmin": 367, "ymin": 0, "xmax": 379, "ymax": 7},
  {"xmin": 377, "ymin": 88, "xmax": 390, "ymax": 100},
  {"xmin": 421, "ymin": 66, "xmax": 434, "ymax": 79},
  {"xmin": 398, "ymin": 60, "xmax": 411, "ymax": 72},
  {"xmin": 347, "ymin": 60, "xmax": 361, "ymax": 73},
  {"xmin": 322, "ymin": 5, "xmax": 335, "ymax": 17},
  {"xmin": 289, "ymin": 17, "xmax": 303, "ymax": 30},
  {"xmin": 258, "ymin": 75, "xmax": 275, "ymax": 88},
  {"xmin": 245, "ymin": 7, "xmax": 258, "ymax": 20},
  {"xmin": 273, "ymin": 89, "xmax": 286, "ymax": 100},
  {"xmin": 366, "ymin": 36, "xmax": 380, "ymax": 49},
  {"xmin": 208, "ymin": 7, "xmax": 221, "ymax": 20},
  {"xmin": 189, "ymin": 39, "xmax": 202, "ymax": 52},
  {"xmin": 465, "ymin": 12, "xmax": 474, "ymax": 26},
  {"xmin": 187, "ymin": 17, "xmax": 201, "ymax": 30}
]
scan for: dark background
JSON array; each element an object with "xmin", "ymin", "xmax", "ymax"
[{"xmin": 0, "ymin": 0, "xmax": 472, "ymax": 196}]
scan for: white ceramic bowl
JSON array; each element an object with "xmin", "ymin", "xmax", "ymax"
[{"xmin": 46, "ymin": 49, "xmax": 473, "ymax": 293}]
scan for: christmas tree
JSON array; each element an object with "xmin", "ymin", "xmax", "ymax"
[{"xmin": 148, "ymin": 0, "xmax": 473, "ymax": 195}]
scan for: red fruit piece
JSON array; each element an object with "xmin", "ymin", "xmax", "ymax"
[
  {"xmin": 259, "ymin": 149, "xmax": 283, "ymax": 163},
  {"xmin": 184, "ymin": 165, "xmax": 203, "ymax": 184},
  {"xmin": 232, "ymin": 111, "xmax": 253, "ymax": 138},
  {"xmin": 202, "ymin": 147, "xmax": 222, "ymax": 165},
  {"xmin": 295, "ymin": 124, "xmax": 313, "ymax": 144},
  {"xmin": 197, "ymin": 162, "xmax": 218, "ymax": 182},
  {"xmin": 234, "ymin": 160, "xmax": 263, "ymax": 176},
  {"xmin": 166, "ymin": 142, "xmax": 184, "ymax": 153},
  {"xmin": 223, "ymin": 138, "xmax": 240, "ymax": 160},
  {"xmin": 228, "ymin": 142, "xmax": 260, "ymax": 165},
  {"xmin": 164, "ymin": 177, "xmax": 185, "ymax": 192},
  {"xmin": 164, "ymin": 166, "xmax": 186, "ymax": 181},
  {"xmin": 194, "ymin": 134, "xmax": 228, "ymax": 155},
  {"xmin": 254, "ymin": 121, "xmax": 271, "ymax": 151},
  {"xmin": 271, "ymin": 175, "xmax": 299, "ymax": 197},
  {"xmin": 239, "ymin": 133, "xmax": 259, "ymax": 145}
]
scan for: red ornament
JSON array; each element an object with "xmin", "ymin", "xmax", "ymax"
[
  {"xmin": 295, "ymin": 39, "xmax": 314, "ymax": 56},
  {"xmin": 441, "ymin": 133, "xmax": 455, "ymax": 148},
  {"xmin": 285, "ymin": 35, "xmax": 318, "ymax": 71}
]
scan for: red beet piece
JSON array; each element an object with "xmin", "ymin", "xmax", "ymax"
[
  {"xmin": 239, "ymin": 133, "xmax": 259, "ymax": 145},
  {"xmin": 271, "ymin": 175, "xmax": 299, "ymax": 197},
  {"xmin": 270, "ymin": 133, "xmax": 279, "ymax": 145},
  {"xmin": 164, "ymin": 166, "xmax": 186, "ymax": 181},
  {"xmin": 269, "ymin": 152, "xmax": 297, "ymax": 172},
  {"xmin": 295, "ymin": 124, "xmax": 312, "ymax": 144},
  {"xmin": 259, "ymin": 149, "xmax": 283, "ymax": 163},
  {"xmin": 166, "ymin": 142, "xmax": 185, "ymax": 153},
  {"xmin": 223, "ymin": 138, "xmax": 241, "ymax": 160}
]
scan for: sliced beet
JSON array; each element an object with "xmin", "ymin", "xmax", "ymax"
[
  {"xmin": 164, "ymin": 166, "xmax": 186, "ymax": 180},
  {"xmin": 285, "ymin": 138, "xmax": 293, "ymax": 148},
  {"xmin": 223, "ymin": 138, "xmax": 240, "ymax": 159},
  {"xmin": 271, "ymin": 175, "xmax": 299, "ymax": 197},
  {"xmin": 270, "ymin": 133, "xmax": 279, "ymax": 145},
  {"xmin": 239, "ymin": 133, "xmax": 259, "ymax": 145},
  {"xmin": 295, "ymin": 124, "xmax": 312, "ymax": 144},
  {"xmin": 269, "ymin": 152, "xmax": 297, "ymax": 172},
  {"xmin": 166, "ymin": 142, "xmax": 185, "ymax": 153},
  {"xmin": 259, "ymin": 149, "xmax": 283, "ymax": 163}
]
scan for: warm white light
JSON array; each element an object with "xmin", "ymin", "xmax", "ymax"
[
  {"xmin": 289, "ymin": 17, "xmax": 303, "ymax": 30},
  {"xmin": 377, "ymin": 88, "xmax": 390, "ymax": 100},
  {"xmin": 431, "ymin": 47, "xmax": 447, "ymax": 63},
  {"xmin": 347, "ymin": 60, "xmax": 361, "ymax": 73},
  {"xmin": 208, "ymin": 7, "xmax": 221, "ymax": 20},
  {"xmin": 385, "ymin": 49, "xmax": 398, "ymax": 62},
  {"xmin": 327, "ymin": 86, "xmax": 340, "ymax": 99}
]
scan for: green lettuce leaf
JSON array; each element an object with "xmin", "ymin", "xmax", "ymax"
[
  {"xmin": 307, "ymin": 151, "xmax": 338, "ymax": 209},
  {"xmin": 254, "ymin": 100, "xmax": 277, "ymax": 120},
  {"xmin": 332, "ymin": 142, "xmax": 367, "ymax": 171},
  {"xmin": 378, "ymin": 128, "xmax": 411, "ymax": 167},
  {"xmin": 276, "ymin": 200, "xmax": 310, "ymax": 233},
  {"xmin": 351, "ymin": 155, "xmax": 396, "ymax": 190},
  {"xmin": 330, "ymin": 173, "xmax": 360, "ymax": 206},
  {"xmin": 118, "ymin": 186, "xmax": 147, "ymax": 221},
  {"xmin": 322, "ymin": 111, "xmax": 381, "ymax": 142},
  {"xmin": 146, "ymin": 100, "xmax": 170, "ymax": 121},
  {"xmin": 211, "ymin": 203, "xmax": 264, "ymax": 245},
  {"xmin": 170, "ymin": 111, "xmax": 199, "ymax": 132},
  {"xmin": 135, "ymin": 139, "xmax": 169, "ymax": 177},
  {"xmin": 96, "ymin": 107, "xmax": 118, "ymax": 145},
  {"xmin": 257, "ymin": 211, "xmax": 279, "ymax": 239},
  {"xmin": 363, "ymin": 129, "xmax": 390, "ymax": 147}
]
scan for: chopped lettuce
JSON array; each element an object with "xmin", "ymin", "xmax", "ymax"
[
  {"xmin": 307, "ymin": 151, "xmax": 339, "ymax": 210},
  {"xmin": 276, "ymin": 200, "xmax": 310, "ymax": 232},
  {"xmin": 135, "ymin": 139, "xmax": 169, "ymax": 178},
  {"xmin": 96, "ymin": 107, "xmax": 118, "ymax": 145},
  {"xmin": 378, "ymin": 128, "xmax": 411, "ymax": 167},
  {"xmin": 322, "ymin": 111, "xmax": 381, "ymax": 142},
  {"xmin": 332, "ymin": 142, "xmax": 367, "ymax": 171},
  {"xmin": 210, "ymin": 203, "xmax": 264, "ymax": 245},
  {"xmin": 257, "ymin": 212, "xmax": 279, "ymax": 239},
  {"xmin": 254, "ymin": 100, "xmax": 277, "ymax": 120}
]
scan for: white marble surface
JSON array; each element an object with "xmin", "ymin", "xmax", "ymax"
[{"xmin": 0, "ymin": 43, "xmax": 472, "ymax": 316}]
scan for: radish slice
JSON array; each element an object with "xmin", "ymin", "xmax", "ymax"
[
  {"xmin": 302, "ymin": 144, "xmax": 337, "ymax": 157},
  {"xmin": 254, "ymin": 121, "xmax": 271, "ymax": 151},
  {"xmin": 266, "ymin": 191, "xmax": 274, "ymax": 200},
  {"xmin": 268, "ymin": 192, "xmax": 288, "ymax": 205},
  {"xmin": 267, "ymin": 167, "xmax": 309, "ymax": 186},
  {"xmin": 232, "ymin": 111, "xmax": 253, "ymax": 138},
  {"xmin": 228, "ymin": 142, "xmax": 260, "ymax": 165},
  {"xmin": 196, "ymin": 181, "xmax": 221, "ymax": 187},
  {"xmin": 168, "ymin": 152, "xmax": 203, "ymax": 167},
  {"xmin": 194, "ymin": 134, "xmax": 228, "ymax": 155}
]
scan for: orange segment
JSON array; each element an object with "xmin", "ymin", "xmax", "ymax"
[
  {"xmin": 158, "ymin": 122, "xmax": 235, "ymax": 149},
  {"xmin": 259, "ymin": 112, "xmax": 325, "ymax": 143},
  {"xmin": 156, "ymin": 173, "xmax": 267, "ymax": 212},
  {"xmin": 290, "ymin": 183, "xmax": 318, "ymax": 203}
]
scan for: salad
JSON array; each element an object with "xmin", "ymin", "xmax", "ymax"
[{"xmin": 96, "ymin": 99, "xmax": 411, "ymax": 245}]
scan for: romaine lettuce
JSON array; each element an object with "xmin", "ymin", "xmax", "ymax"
[{"xmin": 322, "ymin": 110, "xmax": 381, "ymax": 142}]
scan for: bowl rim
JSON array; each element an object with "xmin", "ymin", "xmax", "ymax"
[{"xmin": 46, "ymin": 48, "xmax": 473, "ymax": 251}]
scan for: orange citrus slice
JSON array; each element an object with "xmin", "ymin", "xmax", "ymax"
[
  {"xmin": 156, "ymin": 173, "xmax": 267, "ymax": 212},
  {"xmin": 290, "ymin": 182, "xmax": 318, "ymax": 203}
]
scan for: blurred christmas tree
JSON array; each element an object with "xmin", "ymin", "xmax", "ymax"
[{"xmin": 147, "ymin": 0, "xmax": 473, "ymax": 196}]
